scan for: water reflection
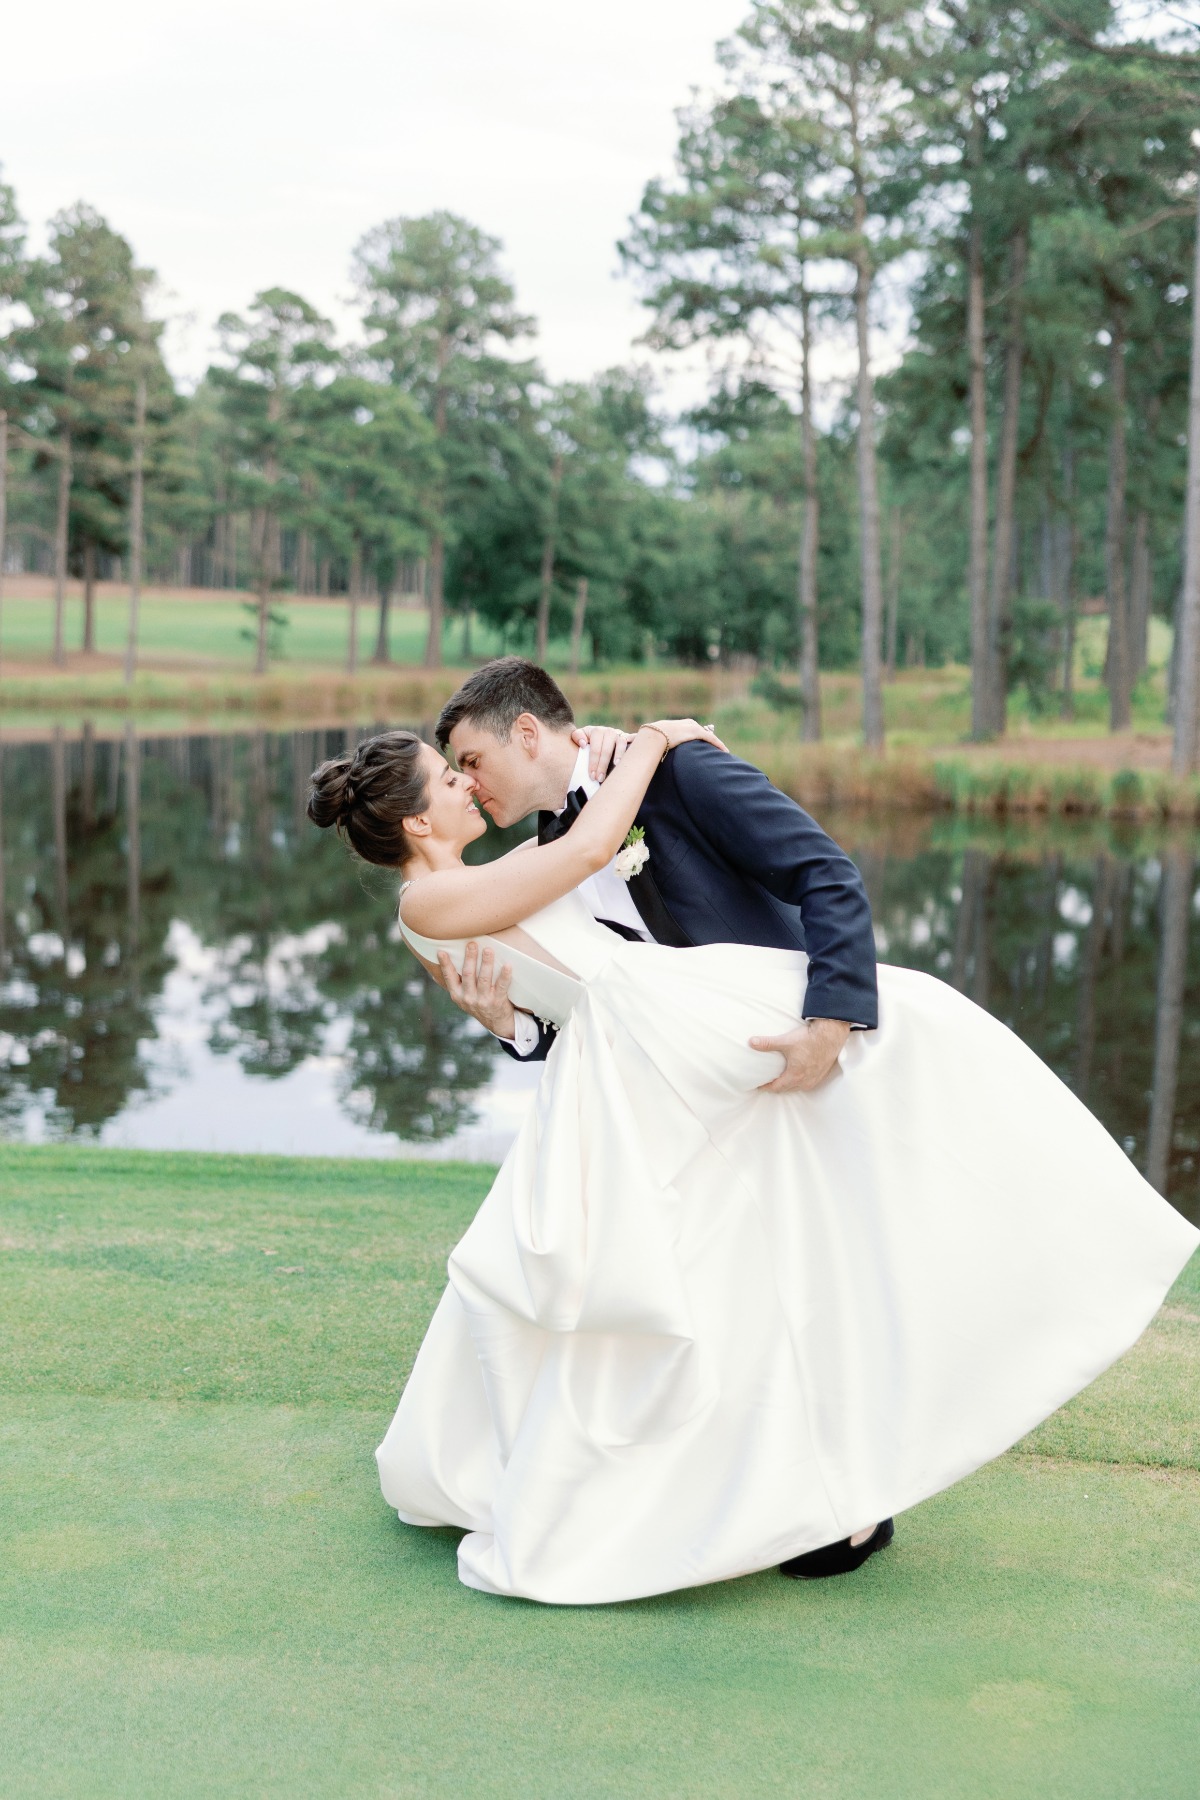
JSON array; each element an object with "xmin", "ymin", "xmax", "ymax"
[{"xmin": 0, "ymin": 726, "xmax": 1197, "ymax": 1220}]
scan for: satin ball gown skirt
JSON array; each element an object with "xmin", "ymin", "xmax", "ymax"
[{"xmin": 376, "ymin": 941, "xmax": 1199, "ymax": 1605}]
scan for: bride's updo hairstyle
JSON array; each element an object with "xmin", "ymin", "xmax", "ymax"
[{"xmin": 307, "ymin": 730, "xmax": 429, "ymax": 868}]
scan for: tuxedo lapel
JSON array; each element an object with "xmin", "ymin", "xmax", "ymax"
[{"xmin": 626, "ymin": 863, "xmax": 692, "ymax": 948}]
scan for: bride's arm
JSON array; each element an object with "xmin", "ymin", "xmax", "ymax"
[{"xmin": 400, "ymin": 720, "xmax": 721, "ymax": 939}]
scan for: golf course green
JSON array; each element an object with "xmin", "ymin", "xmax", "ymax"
[{"xmin": 2, "ymin": 1145, "xmax": 1197, "ymax": 1798}]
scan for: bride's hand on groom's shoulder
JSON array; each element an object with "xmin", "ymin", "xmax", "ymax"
[
  {"xmin": 645, "ymin": 718, "xmax": 729, "ymax": 754},
  {"xmin": 571, "ymin": 724, "xmax": 634, "ymax": 781},
  {"xmin": 571, "ymin": 719, "xmax": 728, "ymax": 782}
]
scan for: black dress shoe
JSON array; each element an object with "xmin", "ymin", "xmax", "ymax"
[{"xmin": 780, "ymin": 1517, "xmax": 895, "ymax": 1580}]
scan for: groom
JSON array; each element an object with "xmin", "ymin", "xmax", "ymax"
[
  {"xmin": 433, "ymin": 657, "xmax": 892, "ymax": 1578},
  {"xmin": 436, "ymin": 657, "xmax": 878, "ymax": 1085}
]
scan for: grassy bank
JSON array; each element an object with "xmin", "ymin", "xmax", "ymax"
[
  {"xmin": 729, "ymin": 730, "xmax": 1200, "ymax": 824},
  {"xmin": 1, "ymin": 591, "xmax": 1196, "ymax": 821},
  {"xmin": 1, "ymin": 1145, "xmax": 1197, "ymax": 1798}
]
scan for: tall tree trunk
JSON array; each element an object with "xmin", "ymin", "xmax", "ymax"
[
  {"xmin": 1060, "ymin": 442, "xmax": 1077, "ymax": 718},
  {"xmin": 254, "ymin": 388, "xmax": 282, "ymax": 677},
  {"xmin": 798, "ymin": 286, "xmax": 821, "ymax": 742},
  {"xmin": 373, "ymin": 579, "xmax": 393, "ymax": 664},
  {"xmin": 536, "ymin": 451, "xmax": 564, "ymax": 665},
  {"xmin": 347, "ymin": 543, "xmax": 361, "ymax": 674},
  {"xmin": 0, "ymin": 408, "xmax": 8, "ymax": 673},
  {"xmin": 82, "ymin": 540, "xmax": 96, "ymax": 653},
  {"xmin": 424, "ymin": 343, "xmax": 449, "ymax": 669},
  {"xmin": 1105, "ymin": 313, "xmax": 1131, "ymax": 730},
  {"xmin": 884, "ymin": 505, "xmax": 903, "ymax": 681},
  {"xmin": 988, "ymin": 227, "xmax": 1028, "ymax": 735},
  {"xmin": 296, "ymin": 525, "xmax": 313, "ymax": 596},
  {"xmin": 253, "ymin": 508, "xmax": 271, "ymax": 675},
  {"xmin": 967, "ymin": 216, "xmax": 991, "ymax": 739},
  {"xmin": 53, "ymin": 431, "xmax": 72, "ymax": 668},
  {"xmin": 123, "ymin": 378, "xmax": 146, "ymax": 684},
  {"xmin": 852, "ymin": 190, "xmax": 885, "ymax": 751},
  {"xmin": 569, "ymin": 576, "xmax": 589, "ymax": 676},
  {"xmin": 1129, "ymin": 507, "xmax": 1151, "ymax": 681},
  {"xmin": 1146, "ymin": 843, "xmax": 1193, "ymax": 1195},
  {"xmin": 1171, "ymin": 173, "xmax": 1200, "ymax": 773},
  {"xmin": 424, "ymin": 532, "xmax": 445, "ymax": 669}
]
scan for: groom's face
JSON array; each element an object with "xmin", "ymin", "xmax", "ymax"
[{"xmin": 448, "ymin": 715, "xmax": 553, "ymax": 828}]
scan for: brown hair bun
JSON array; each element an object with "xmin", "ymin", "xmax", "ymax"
[{"xmin": 307, "ymin": 729, "xmax": 430, "ymax": 867}]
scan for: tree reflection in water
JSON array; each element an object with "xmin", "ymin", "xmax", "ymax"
[
  {"xmin": 861, "ymin": 822, "xmax": 1199, "ymax": 1218},
  {"xmin": 0, "ymin": 728, "xmax": 1197, "ymax": 1218},
  {"xmin": 0, "ymin": 727, "xmax": 508, "ymax": 1146}
]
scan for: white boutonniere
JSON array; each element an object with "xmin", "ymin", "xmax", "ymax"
[{"xmin": 613, "ymin": 826, "xmax": 649, "ymax": 882}]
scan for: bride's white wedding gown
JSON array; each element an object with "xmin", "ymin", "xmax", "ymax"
[{"xmin": 378, "ymin": 887, "xmax": 1198, "ymax": 1605}]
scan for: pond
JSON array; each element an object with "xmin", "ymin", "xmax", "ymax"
[{"xmin": 2, "ymin": 723, "xmax": 1198, "ymax": 1225}]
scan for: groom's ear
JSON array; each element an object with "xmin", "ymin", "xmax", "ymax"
[{"xmin": 512, "ymin": 712, "xmax": 542, "ymax": 756}]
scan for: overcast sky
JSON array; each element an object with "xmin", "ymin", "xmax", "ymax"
[{"xmin": 2, "ymin": 0, "xmax": 752, "ymax": 396}]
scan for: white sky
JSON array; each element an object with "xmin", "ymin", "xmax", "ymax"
[{"xmin": 2, "ymin": 0, "xmax": 754, "ymax": 399}]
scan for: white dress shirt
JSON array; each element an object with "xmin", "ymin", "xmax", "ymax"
[{"xmin": 504, "ymin": 746, "xmax": 648, "ymax": 1055}]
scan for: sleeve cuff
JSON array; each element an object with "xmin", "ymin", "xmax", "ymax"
[{"xmin": 499, "ymin": 1011, "xmax": 541, "ymax": 1057}]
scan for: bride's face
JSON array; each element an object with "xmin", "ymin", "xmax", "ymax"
[{"xmin": 412, "ymin": 744, "xmax": 487, "ymax": 853}]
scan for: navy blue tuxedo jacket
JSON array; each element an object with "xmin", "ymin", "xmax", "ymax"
[{"xmin": 505, "ymin": 740, "xmax": 878, "ymax": 1062}]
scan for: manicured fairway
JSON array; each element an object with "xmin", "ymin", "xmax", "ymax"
[
  {"xmin": 1, "ymin": 1146, "xmax": 1197, "ymax": 1799},
  {"xmin": 0, "ymin": 592, "xmax": 507, "ymax": 669}
]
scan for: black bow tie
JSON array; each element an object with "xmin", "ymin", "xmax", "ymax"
[{"xmin": 537, "ymin": 787, "xmax": 588, "ymax": 846}]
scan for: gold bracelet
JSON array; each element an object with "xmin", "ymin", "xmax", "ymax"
[{"xmin": 639, "ymin": 723, "xmax": 670, "ymax": 762}]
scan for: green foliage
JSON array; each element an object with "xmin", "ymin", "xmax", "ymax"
[
  {"xmin": 1007, "ymin": 594, "xmax": 1066, "ymax": 713},
  {"xmin": 1, "ymin": 199, "xmax": 171, "ymax": 590}
]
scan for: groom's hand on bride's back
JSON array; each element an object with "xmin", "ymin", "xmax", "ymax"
[
  {"xmin": 750, "ymin": 1018, "xmax": 851, "ymax": 1093},
  {"xmin": 438, "ymin": 943, "xmax": 519, "ymax": 1039}
]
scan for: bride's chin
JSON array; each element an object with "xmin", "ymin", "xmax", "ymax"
[{"xmin": 454, "ymin": 810, "xmax": 487, "ymax": 850}]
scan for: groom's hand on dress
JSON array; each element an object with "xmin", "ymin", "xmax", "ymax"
[
  {"xmin": 571, "ymin": 725, "xmax": 635, "ymax": 782},
  {"xmin": 439, "ymin": 943, "xmax": 518, "ymax": 1039},
  {"xmin": 750, "ymin": 1019, "xmax": 851, "ymax": 1093}
]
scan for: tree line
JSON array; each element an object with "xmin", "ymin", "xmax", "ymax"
[{"xmin": 2, "ymin": 1, "xmax": 1200, "ymax": 764}]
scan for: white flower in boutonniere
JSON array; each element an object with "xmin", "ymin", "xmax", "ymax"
[{"xmin": 613, "ymin": 826, "xmax": 649, "ymax": 882}]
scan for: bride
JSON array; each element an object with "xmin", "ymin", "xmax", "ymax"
[{"xmin": 308, "ymin": 719, "xmax": 1199, "ymax": 1606}]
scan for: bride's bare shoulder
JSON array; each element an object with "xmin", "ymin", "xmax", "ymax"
[{"xmin": 397, "ymin": 866, "xmax": 469, "ymax": 933}]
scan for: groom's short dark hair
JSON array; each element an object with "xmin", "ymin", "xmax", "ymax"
[{"xmin": 435, "ymin": 658, "xmax": 575, "ymax": 749}]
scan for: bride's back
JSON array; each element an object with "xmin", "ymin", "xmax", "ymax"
[{"xmin": 398, "ymin": 884, "xmax": 620, "ymax": 1031}]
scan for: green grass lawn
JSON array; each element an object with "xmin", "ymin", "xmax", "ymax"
[
  {"xmin": 1, "ymin": 591, "xmax": 509, "ymax": 670},
  {"xmin": 1, "ymin": 1145, "xmax": 1197, "ymax": 1798}
]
